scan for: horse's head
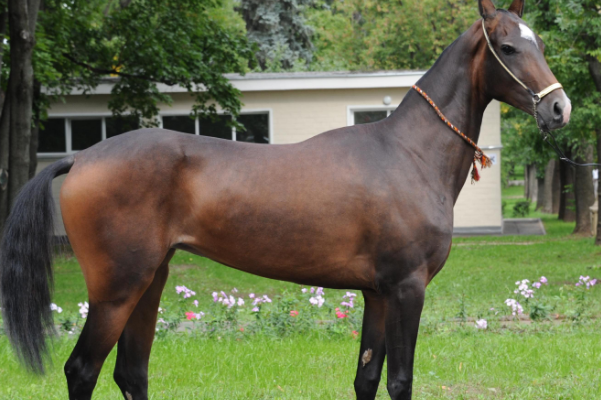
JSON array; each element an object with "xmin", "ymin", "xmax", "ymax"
[{"xmin": 479, "ymin": 0, "xmax": 571, "ymax": 131}]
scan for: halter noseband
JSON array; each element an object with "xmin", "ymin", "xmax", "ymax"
[{"xmin": 481, "ymin": 20, "xmax": 563, "ymax": 126}]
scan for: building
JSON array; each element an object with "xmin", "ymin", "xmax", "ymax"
[{"xmin": 39, "ymin": 71, "xmax": 502, "ymax": 236}]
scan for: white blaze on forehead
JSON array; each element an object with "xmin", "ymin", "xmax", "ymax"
[{"xmin": 519, "ymin": 24, "xmax": 539, "ymax": 48}]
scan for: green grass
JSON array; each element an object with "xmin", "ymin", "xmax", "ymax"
[
  {"xmin": 3, "ymin": 200, "xmax": 601, "ymax": 399},
  {"xmin": 3, "ymin": 329, "xmax": 601, "ymax": 399}
]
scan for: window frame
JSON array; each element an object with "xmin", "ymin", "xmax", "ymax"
[
  {"xmin": 347, "ymin": 105, "xmax": 397, "ymax": 127},
  {"xmin": 40, "ymin": 109, "xmax": 273, "ymax": 157}
]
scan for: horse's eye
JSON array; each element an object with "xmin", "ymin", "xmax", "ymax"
[{"xmin": 501, "ymin": 45, "xmax": 516, "ymax": 55}]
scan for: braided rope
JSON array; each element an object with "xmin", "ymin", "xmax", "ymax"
[{"xmin": 412, "ymin": 85, "xmax": 493, "ymax": 183}]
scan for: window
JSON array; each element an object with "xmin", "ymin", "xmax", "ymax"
[
  {"xmin": 163, "ymin": 116, "xmax": 195, "ymax": 134},
  {"xmin": 353, "ymin": 110, "xmax": 393, "ymax": 125},
  {"xmin": 38, "ymin": 115, "xmax": 140, "ymax": 155},
  {"xmin": 199, "ymin": 114, "xmax": 233, "ymax": 140},
  {"xmin": 71, "ymin": 119, "xmax": 102, "ymax": 151},
  {"xmin": 39, "ymin": 111, "xmax": 270, "ymax": 155},
  {"xmin": 106, "ymin": 116, "xmax": 140, "ymax": 138},
  {"xmin": 39, "ymin": 119, "xmax": 66, "ymax": 153},
  {"xmin": 237, "ymin": 114, "xmax": 269, "ymax": 144},
  {"xmin": 160, "ymin": 111, "xmax": 270, "ymax": 143}
]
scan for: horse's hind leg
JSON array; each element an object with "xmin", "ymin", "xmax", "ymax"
[
  {"xmin": 354, "ymin": 292, "xmax": 387, "ymax": 400},
  {"xmin": 63, "ymin": 250, "xmax": 171, "ymax": 400},
  {"xmin": 113, "ymin": 250, "xmax": 174, "ymax": 400}
]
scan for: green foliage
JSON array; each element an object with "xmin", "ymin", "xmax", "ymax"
[
  {"xmin": 29, "ymin": 0, "xmax": 255, "ymax": 126},
  {"xmin": 308, "ymin": 0, "xmax": 479, "ymax": 71},
  {"xmin": 237, "ymin": 0, "xmax": 315, "ymax": 71},
  {"xmin": 512, "ymin": 200, "xmax": 532, "ymax": 217}
]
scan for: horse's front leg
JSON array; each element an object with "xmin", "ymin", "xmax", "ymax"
[
  {"xmin": 354, "ymin": 291, "xmax": 387, "ymax": 400},
  {"xmin": 385, "ymin": 273, "xmax": 426, "ymax": 400}
]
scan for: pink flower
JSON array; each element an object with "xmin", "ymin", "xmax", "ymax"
[
  {"xmin": 252, "ymin": 307, "xmax": 259, "ymax": 312},
  {"xmin": 193, "ymin": 300, "xmax": 199, "ymax": 307},
  {"xmin": 249, "ymin": 293, "xmax": 255, "ymax": 298},
  {"xmin": 532, "ymin": 282, "xmax": 541, "ymax": 289},
  {"xmin": 185, "ymin": 311, "xmax": 196, "ymax": 320},
  {"xmin": 540, "ymin": 276, "xmax": 548, "ymax": 284},
  {"xmin": 336, "ymin": 311, "xmax": 347, "ymax": 319},
  {"xmin": 290, "ymin": 310, "xmax": 299, "ymax": 317}
]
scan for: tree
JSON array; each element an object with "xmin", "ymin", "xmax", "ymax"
[
  {"xmin": 307, "ymin": 0, "xmax": 479, "ymax": 71},
  {"xmin": 0, "ymin": 0, "xmax": 255, "ymax": 231},
  {"xmin": 237, "ymin": 0, "xmax": 314, "ymax": 71}
]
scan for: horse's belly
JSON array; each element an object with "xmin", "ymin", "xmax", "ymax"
[{"xmin": 176, "ymin": 203, "xmax": 377, "ymax": 289}]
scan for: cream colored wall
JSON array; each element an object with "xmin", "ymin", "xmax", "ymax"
[{"xmin": 45, "ymin": 87, "xmax": 502, "ymax": 234}]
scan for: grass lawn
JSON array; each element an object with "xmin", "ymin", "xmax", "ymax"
[{"xmin": 2, "ymin": 185, "xmax": 601, "ymax": 399}]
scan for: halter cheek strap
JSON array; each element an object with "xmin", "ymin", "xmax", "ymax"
[{"xmin": 481, "ymin": 20, "xmax": 563, "ymax": 109}]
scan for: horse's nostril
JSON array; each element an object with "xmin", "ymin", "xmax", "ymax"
[{"xmin": 553, "ymin": 101, "xmax": 563, "ymax": 119}]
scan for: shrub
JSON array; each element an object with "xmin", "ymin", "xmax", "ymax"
[{"xmin": 512, "ymin": 200, "xmax": 531, "ymax": 217}]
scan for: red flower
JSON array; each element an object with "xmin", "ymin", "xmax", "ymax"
[
  {"xmin": 185, "ymin": 311, "xmax": 195, "ymax": 321},
  {"xmin": 290, "ymin": 310, "xmax": 299, "ymax": 317},
  {"xmin": 351, "ymin": 330, "xmax": 359, "ymax": 339},
  {"xmin": 239, "ymin": 327, "xmax": 245, "ymax": 332},
  {"xmin": 336, "ymin": 311, "xmax": 348, "ymax": 319}
]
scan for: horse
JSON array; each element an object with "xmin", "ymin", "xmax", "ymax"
[{"xmin": 0, "ymin": 0, "xmax": 571, "ymax": 399}]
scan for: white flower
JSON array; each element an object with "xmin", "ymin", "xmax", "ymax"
[
  {"xmin": 237, "ymin": 298, "xmax": 245, "ymax": 306},
  {"xmin": 50, "ymin": 303, "xmax": 63, "ymax": 313},
  {"xmin": 78, "ymin": 301, "xmax": 89, "ymax": 319},
  {"xmin": 475, "ymin": 319, "xmax": 487, "ymax": 329}
]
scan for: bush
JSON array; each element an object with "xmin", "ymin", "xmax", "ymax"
[{"xmin": 512, "ymin": 200, "xmax": 531, "ymax": 217}]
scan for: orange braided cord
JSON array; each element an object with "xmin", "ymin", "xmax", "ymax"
[{"xmin": 412, "ymin": 85, "xmax": 493, "ymax": 183}]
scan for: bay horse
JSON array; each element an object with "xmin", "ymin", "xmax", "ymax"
[{"xmin": 0, "ymin": 0, "xmax": 571, "ymax": 399}]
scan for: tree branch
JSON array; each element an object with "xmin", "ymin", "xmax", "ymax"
[{"xmin": 62, "ymin": 53, "xmax": 178, "ymax": 86}]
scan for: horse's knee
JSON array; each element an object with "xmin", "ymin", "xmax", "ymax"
[
  {"xmin": 386, "ymin": 375, "xmax": 412, "ymax": 400},
  {"xmin": 64, "ymin": 356, "xmax": 99, "ymax": 398}
]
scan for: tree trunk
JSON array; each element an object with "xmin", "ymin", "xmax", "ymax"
[
  {"xmin": 536, "ymin": 176, "xmax": 544, "ymax": 210},
  {"xmin": 552, "ymin": 159, "xmax": 560, "ymax": 214},
  {"xmin": 29, "ymin": 78, "xmax": 41, "ymax": 179},
  {"xmin": 0, "ymin": 0, "xmax": 41, "ymax": 232},
  {"xmin": 558, "ymin": 155, "xmax": 576, "ymax": 222},
  {"xmin": 524, "ymin": 164, "xmax": 538, "ymax": 201},
  {"xmin": 589, "ymin": 56, "xmax": 601, "ymax": 244},
  {"xmin": 573, "ymin": 142, "xmax": 595, "ymax": 235},
  {"xmin": 542, "ymin": 159, "xmax": 555, "ymax": 213}
]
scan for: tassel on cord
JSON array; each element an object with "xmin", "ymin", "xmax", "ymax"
[
  {"xmin": 471, "ymin": 151, "xmax": 493, "ymax": 184},
  {"xmin": 471, "ymin": 159, "xmax": 480, "ymax": 183}
]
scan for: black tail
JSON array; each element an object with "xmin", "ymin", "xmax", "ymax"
[{"xmin": 0, "ymin": 156, "xmax": 74, "ymax": 374}]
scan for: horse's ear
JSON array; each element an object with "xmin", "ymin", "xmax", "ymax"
[
  {"xmin": 478, "ymin": 0, "xmax": 497, "ymax": 20},
  {"xmin": 508, "ymin": 0, "xmax": 525, "ymax": 18}
]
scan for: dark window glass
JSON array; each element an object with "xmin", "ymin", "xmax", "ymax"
[
  {"xmin": 237, "ymin": 114, "xmax": 269, "ymax": 144},
  {"xmin": 162, "ymin": 116, "xmax": 195, "ymax": 134},
  {"xmin": 38, "ymin": 119, "xmax": 66, "ymax": 153},
  {"xmin": 72, "ymin": 119, "xmax": 102, "ymax": 151},
  {"xmin": 106, "ymin": 115, "xmax": 140, "ymax": 138},
  {"xmin": 354, "ymin": 111, "xmax": 388, "ymax": 125},
  {"xmin": 199, "ymin": 114, "xmax": 232, "ymax": 140}
]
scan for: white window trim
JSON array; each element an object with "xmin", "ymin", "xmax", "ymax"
[
  {"xmin": 347, "ymin": 105, "xmax": 398, "ymax": 127},
  {"xmin": 40, "ymin": 109, "xmax": 273, "ymax": 158}
]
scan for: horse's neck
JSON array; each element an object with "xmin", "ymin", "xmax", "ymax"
[{"xmin": 387, "ymin": 22, "xmax": 491, "ymax": 201}]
